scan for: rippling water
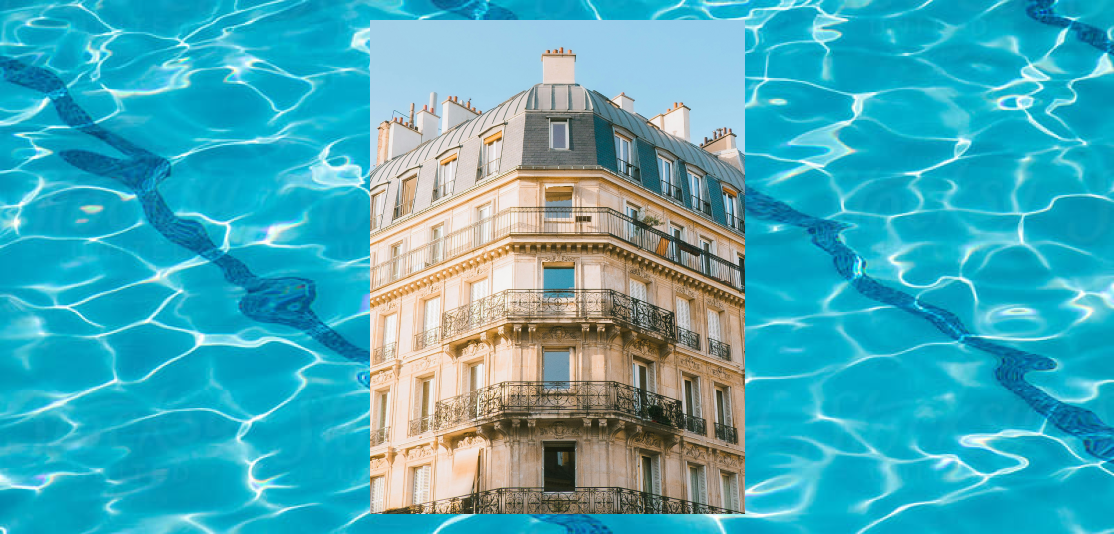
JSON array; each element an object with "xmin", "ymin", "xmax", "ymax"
[{"xmin": 3, "ymin": 0, "xmax": 1112, "ymax": 533}]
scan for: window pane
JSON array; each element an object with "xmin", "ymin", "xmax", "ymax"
[
  {"xmin": 543, "ymin": 350, "xmax": 570, "ymax": 383},
  {"xmin": 543, "ymin": 267, "xmax": 574, "ymax": 291},
  {"xmin": 641, "ymin": 456, "xmax": 653, "ymax": 494},
  {"xmin": 543, "ymin": 445, "xmax": 576, "ymax": 491},
  {"xmin": 552, "ymin": 122, "xmax": 567, "ymax": 149}
]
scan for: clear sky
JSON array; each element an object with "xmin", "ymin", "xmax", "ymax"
[{"xmin": 369, "ymin": 21, "xmax": 744, "ymax": 161}]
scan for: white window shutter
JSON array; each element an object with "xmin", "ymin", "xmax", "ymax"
[
  {"xmin": 729, "ymin": 474, "xmax": 740, "ymax": 510},
  {"xmin": 696, "ymin": 466, "xmax": 706, "ymax": 505},
  {"xmin": 706, "ymin": 310, "xmax": 720, "ymax": 341},
  {"xmin": 676, "ymin": 297, "xmax": 690, "ymax": 329},
  {"xmin": 724, "ymin": 387, "xmax": 733, "ymax": 426},
  {"xmin": 648, "ymin": 363, "xmax": 657, "ymax": 393},
  {"xmin": 693, "ymin": 379, "xmax": 702, "ymax": 418},
  {"xmin": 413, "ymin": 465, "xmax": 431, "ymax": 504},
  {"xmin": 651, "ymin": 455, "xmax": 662, "ymax": 495}
]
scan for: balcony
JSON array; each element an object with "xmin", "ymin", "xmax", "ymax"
[
  {"xmin": 440, "ymin": 289, "xmax": 675, "ymax": 341},
  {"xmin": 432, "ymin": 180, "xmax": 455, "ymax": 202},
  {"xmin": 708, "ymin": 338, "xmax": 730, "ymax": 361},
  {"xmin": 414, "ymin": 327, "xmax": 441, "ymax": 351},
  {"xmin": 394, "ymin": 199, "xmax": 415, "ymax": 219},
  {"xmin": 690, "ymin": 195, "xmax": 712, "ymax": 217},
  {"xmin": 616, "ymin": 158, "xmax": 640, "ymax": 183},
  {"xmin": 715, "ymin": 422, "xmax": 739, "ymax": 444},
  {"xmin": 661, "ymin": 180, "xmax": 684, "ymax": 204},
  {"xmin": 726, "ymin": 212, "xmax": 744, "ymax": 234},
  {"xmin": 414, "ymin": 380, "xmax": 687, "ymax": 434},
  {"xmin": 383, "ymin": 486, "xmax": 740, "ymax": 514},
  {"xmin": 676, "ymin": 326, "xmax": 701, "ymax": 351},
  {"xmin": 373, "ymin": 343, "xmax": 397, "ymax": 365},
  {"xmin": 370, "ymin": 207, "xmax": 744, "ymax": 292},
  {"xmin": 477, "ymin": 158, "xmax": 501, "ymax": 181},
  {"xmin": 372, "ymin": 426, "xmax": 389, "ymax": 447},
  {"xmin": 677, "ymin": 413, "xmax": 707, "ymax": 436}
]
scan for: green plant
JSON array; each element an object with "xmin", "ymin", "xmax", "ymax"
[{"xmin": 632, "ymin": 209, "xmax": 662, "ymax": 227}]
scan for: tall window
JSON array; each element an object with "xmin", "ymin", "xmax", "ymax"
[
  {"xmin": 658, "ymin": 156, "xmax": 677, "ymax": 200},
  {"xmin": 543, "ymin": 349, "xmax": 571, "ymax": 386},
  {"xmin": 375, "ymin": 390, "xmax": 390, "ymax": 431},
  {"xmin": 396, "ymin": 175, "xmax": 417, "ymax": 217},
  {"xmin": 475, "ymin": 204, "xmax": 492, "ymax": 246},
  {"xmin": 683, "ymin": 377, "xmax": 701, "ymax": 421},
  {"xmin": 481, "ymin": 132, "xmax": 502, "ymax": 178},
  {"xmin": 389, "ymin": 242, "xmax": 403, "ymax": 280},
  {"xmin": 543, "ymin": 444, "xmax": 576, "ymax": 492},
  {"xmin": 630, "ymin": 279, "xmax": 649, "ymax": 327},
  {"xmin": 423, "ymin": 297, "xmax": 440, "ymax": 336},
  {"xmin": 413, "ymin": 377, "xmax": 433, "ymax": 434},
  {"xmin": 371, "ymin": 475, "xmax": 386, "ymax": 513},
  {"xmin": 715, "ymin": 386, "xmax": 733, "ymax": 426},
  {"xmin": 687, "ymin": 463, "xmax": 707, "ymax": 505},
  {"xmin": 372, "ymin": 192, "xmax": 385, "ymax": 230},
  {"xmin": 411, "ymin": 464, "xmax": 431, "ymax": 505},
  {"xmin": 467, "ymin": 361, "xmax": 485, "ymax": 392},
  {"xmin": 723, "ymin": 188, "xmax": 739, "ymax": 228},
  {"xmin": 429, "ymin": 224, "xmax": 444, "ymax": 264},
  {"xmin": 544, "ymin": 187, "xmax": 572, "ymax": 221},
  {"xmin": 700, "ymin": 238, "xmax": 714, "ymax": 275},
  {"xmin": 707, "ymin": 309, "xmax": 722, "ymax": 346},
  {"xmin": 435, "ymin": 156, "xmax": 457, "ymax": 200},
  {"xmin": 550, "ymin": 120, "xmax": 569, "ymax": 149},
  {"xmin": 470, "ymin": 279, "xmax": 489, "ymax": 304},
  {"xmin": 543, "ymin": 265, "xmax": 574, "ymax": 299},
  {"xmin": 689, "ymin": 171, "xmax": 704, "ymax": 211},
  {"xmin": 381, "ymin": 313, "xmax": 397, "ymax": 350},
  {"xmin": 676, "ymin": 297, "xmax": 691, "ymax": 330},
  {"xmin": 670, "ymin": 224, "xmax": 684, "ymax": 261},
  {"xmin": 639, "ymin": 454, "xmax": 661, "ymax": 495},
  {"xmin": 721, "ymin": 472, "xmax": 741, "ymax": 511},
  {"xmin": 615, "ymin": 134, "xmax": 633, "ymax": 177}
]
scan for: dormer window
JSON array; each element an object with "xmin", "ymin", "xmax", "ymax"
[
  {"xmin": 394, "ymin": 175, "xmax": 417, "ymax": 218},
  {"xmin": 550, "ymin": 119, "xmax": 569, "ymax": 150},
  {"xmin": 434, "ymin": 154, "xmax": 457, "ymax": 201},
  {"xmin": 688, "ymin": 170, "xmax": 710, "ymax": 215},
  {"xmin": 614, "ymin": 134, "xmax": 634, "ymax": 179},
  {"xmin": 722, "ymin": 187, "xmax": 741, "ymax": 230},
  {"xmin": 479, "ymin": 131, "xmax": 502, "ymax": 180},
  {"xmin": 658, "ymin": 155, "xmax": 681, "ymax": 202}
]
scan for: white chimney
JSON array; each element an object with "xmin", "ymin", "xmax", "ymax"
[
  {"xmin": 441, "ymin": 95, "xmax": 479, "ymax": 133},
  {"xmin": 386, "ymin": 118, "xmax": 421, "ymax": 160},
  {"xmin": 541, "ymin": 48, "xmax": 576, "ymax": 84},
  {"xmin": 702, "ymin": 128, "xmax": 742, "ymax": 171},
  {"xmin": 662, "ymin": 102, "xmax": 690, "ymax": 142},
  {"xmin": 416, "ymin": 104, "xmax": 438, "ymax": 143},
  {"xmin": 611, "ymin": 92, "xmax": 635, "ymax": 114}
]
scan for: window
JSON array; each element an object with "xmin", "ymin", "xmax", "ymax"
[
  {"xmin": 434, "ymin": 156, "xmax": 457, "ymax": 201},
  {"xmin": 372, "ymin": 192, "xmax": 385, "ymax": 230},
  {"xmin": 544, "ymin": 349, "xmax": 571, "ymax": 386},
  {"xmin": 639, "ymin": 453, "xmax": 661, "ymax": 495},
  {"xmin": 389, "ymin": 242, "xmax": 403, "ymax": 280},
  {"xmin": 375, "ymin": 390, "xmax": 390, "ymax": 431},
  {"xmin": 723, "ymin": 188, "xmax": 739, "ymax": 228},
  {"xmin": 470, "ymin": 279, "xmax": 489, "ymax": 304},
  {"xmin": 544, "ymin": 187, "xmax": 572, "ymax": 221},
  {"xmin": 670, "ymin": 224, "xmax": 684, "ymax": 261},
  {"xmin": 630, "ymin": 278, "xmax": 649, "ymax": 327},
  {"xmin": 475, "ymin": 204, "xmax": 492, "ymax": 246},
  {"xmin": 480, "ymin": 132, "xmax": 502, "ymax": 179},
  {"xmin": 615, "ymin": 134, "xmax": 633, "ymax": 177},
  {"xmin": 550, "ymin": 120, "xmax": 569, "ymax": 150},
  {"xmin": 689, "ymin": 171, "xmax": 707, "ymax": 213},
  {"xmin": 381, "ymin": 313, "xmax": 397, "ymax": 351},
  {"xmin": 658, "ymin": 156, "xmax": 679, "ymax": 201},
  {"xmin": 721, "ymin": 471, "xmax": 741, "ymax": 511},
  {"xmin": 700, "ymin": 238, "xmax": 714, "ymax": 275},
  {"xmin": 676, "ymin": 297, "xmax": 691, "ymax": 330},
  {"xmin": 422, "ymin": 296, "xmax": 440, "ymax": 337},
  {"xmin": 543, "ymin": 265, "xmax": 574, "ymax": 298},
  {"xmin": 715, "ymin": 387, "xmax": 732, "ymax": 425},
  {"xmin": 396, "ymin": 175, "xmax": 417, "ymax": 217},
  {"xmin": 429, "ymin": 224, "xmax": 444, "ymax": 264},
  {"xmin": 411, "ymin": 464, "xmax": 431, "ymax": 505},
  {"xmin": 371, "ymin": 475, "xmax": 386, "ymax": 513},
  {"xmin": 707, "ymin": 309, "xmax": 722, "ymax": 343},
  {"xmin": 467, "ymin": 361, "xmax": 485, "ymax": 392},
  {"xmin": 682, "ymin": 376, "xmax": 702, "ymax": 427},
  {"xmin": 626, "ymin": 204, "xmax": 641, "ymax": 242},
  {"xmin": 543, "ymin": 444, "xmax": 576, "ymax": 492},
  {"xmin": 687, "ymin": 463, "xmax": 707, "ymax": 505}
]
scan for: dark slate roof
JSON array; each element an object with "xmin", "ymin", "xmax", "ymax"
[{"xmin": 369, "ymin": 83, "xmax": 744, "ymax": 190}]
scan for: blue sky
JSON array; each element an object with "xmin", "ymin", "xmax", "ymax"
[{"xmin": 369, "ymin": 21, "xmax": 744, "ymax": 158}]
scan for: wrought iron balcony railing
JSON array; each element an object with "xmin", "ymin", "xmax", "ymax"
[
  {"xmin": 370, "ymin": 207, "xmax": 744, "ymax": 291},
  {"xmin": 677, "ymin": 413, "xmax": 707, "ymax": 436},
  {"xmin": 373, "ymin": 343, "xmax": 397, "ymax": 365},
  {"xmin": 414, "ymin": 327, "xmax": 441, "ymax": 351},
  {"xmin": 418, "ymin": 381, "xmax": 686, "ymax": 434},
  {"xmin": 708, "ymin": 338, "xmax": 731, "ymax": 361},
  {"xmin": 382, "ymin": 486, "xmax": 740, "ymax": 514},
  {"xmin": 676, "ymin": 326, "xmax": 701, "ymax": 351},
  {"xmin": 409, "ymin": 415, "xmax": 434, "ymax": 436},
  {"xmin": 432, "ymin": 180, "xmax": 455, "ymax": 202},
  {"xmin": 372, "ymin": 426, "xmax": 389, "ymax": 447},
  {"xmin": 616, "ymin": 158, "xmax": 639, "ymax": 182},
  {"xmin": 690, "ymin": 196, "xmax": 712, "ymax": 216},
  {"xmin": 441, "ymin": 289, "xmax": 675, "ymax": 341},
  {"xmin": 661, "ymin": 180, "xmax": 684, "ymax": 203},
  {"xmin": 478, "ymin": 158, "xmax": 501, "ymax": 180},
  {"xmin": 715, "ymin": 422, "xmax": 739, "ymax": 444},
  {"xmin": 394, "ymin": 198, "xmax": 416, "ymax": 219},
  {"xmin": 726, "ymin": 213, "xmax": 744, "ymax": 234}
]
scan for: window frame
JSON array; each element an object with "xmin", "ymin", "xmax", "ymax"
[
  {"xmin": 549, "ymin": 119, "xmax": 570, "ymax": 150},
  {"xmin": 542, "ymin": 442, "xmax": 577, "ymax": 493}
]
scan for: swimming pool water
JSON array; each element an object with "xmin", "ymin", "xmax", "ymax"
[{"xmin": 2, "ymin": 1, "xmax": 1113, "ymax": 533}]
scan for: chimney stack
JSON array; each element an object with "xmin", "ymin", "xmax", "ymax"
[
  {"xmin": 442, "ymin": 95, "xmax": 479, "ymax": 133},
  {"xmin": 661, "ymin": 101, "xmax": 690, "ymax": 142},
  {"xmin": 416, "ymin": 94, "xmax": 439, "ymax": 143},
  {"xmin": 611, "ymin": 92, "xmax": 635, "ymax": 114},
  {"xmin": 541, "ymin": 48, "xmax": 576, "ymax": 84},
  {"xmin": 701, "ymin": 126, "xmax": 742, "ymax": 171}
]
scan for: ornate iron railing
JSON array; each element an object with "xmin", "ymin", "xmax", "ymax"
[
  {"xmin": 382, "ymin": 486, "xmax": 740, "ymax": 514},
  {"xmin": 708, "ymin": 338, "xmax": 731, "ymax": 361},
  {"xmin": 373, "ymin": 342, "xmax": 397, "ymax": 365},
  {"xmin": 478, "ymin": 158, "xmax": 501, "ymax": 180},
  {"xmin": 677, "ymin": 327, "xmax": 701, "ymax": 351},
  {"xmin": 394, "ymin": 198, "xmax": 416, "ymax": 219},
  {"xmin": 370, "ymin": 207, "xmax": 744, "ymax": 291},
  {"xmin": 426, "ymin": 381, "xmax": 686, "ymax": 433},
  {"xmin": 616, "ymin": 158, "xmax": 639, "ymax": 182},
  {"xmin": 690, "ymin": 195, "xmax": 712, "ymax": 216},
  {"xmin": 677, "ymin": 413, "xmax": 707, "ymax": 436},
  {"xmin": 440, "ymin": 289, "xmax": 675, "ymax": 341},
  {"xmin": 715, "ymin": 422, "xmax": 738, "ymax": 444},
  {"xmin": 726, "ymin": 213, "xmax": 744, "ymax": 234},
  {"xmin": 409, "ymin": 415, "xmax": 434, "ymax": 436},
  {"xmin": 371, "ymin": 426, "xmax": 389, "ymax": 447},
  {"xmin": 661, "ymin": 180, "xmax": 684, "ymax": 203},
  {"xmin": 414, "ymin": 327, "xmax": 441, "ymax": 351}
]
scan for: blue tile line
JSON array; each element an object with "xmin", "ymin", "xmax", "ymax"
[
  {"xmin": 743, "ymin": 185, "xmax": 1114, "ymax": 462},
  {"xmin": 0, "ymin": 54, "xmax": 373, "ymax": 388},
  {"xmin": 1026, "ymin": 0, "xmax": 1114, "ymax": 55},
  {"xmin": 533, "ymin": 514, "xmax": 611, "ymax": 534}
]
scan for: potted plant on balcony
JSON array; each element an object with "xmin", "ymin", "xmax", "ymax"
[
  {"xmin": 631, "ymin": 209, "xmax": 662, "ymax": 229},
  {"xmin": 646, "ymin": 404, "xmax": 671, "ymax": 425}
]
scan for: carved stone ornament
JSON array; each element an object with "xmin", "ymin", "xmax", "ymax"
[
  {"xmin": 412, "ymin": 353, "xmax": 440, "ymax": 371},
  {"xmin": 538, "ymin": 422, "xmax": 580, "ymax": 438},
  {"xmin": 541, "ymin": 255, "xmax": 575, "ymax": 263},
  {"xmin": 628, "ymin": 338, "xmax": 653, "ymax": 355},
  {"xmin": 684, "ymin": 444, "xmax": 708, "ymax": 460},
  {"xmin": 406, "ymin": 444, "xmax": 435, "ymax": 460},
  {"xmin": 718, "ymin": 453, "xmax": 742, "ymax": 469},
  {"xmin": 455, "ymin": 433, "xmax": 485, "ymax": 449},
  {"xmin": 711, "ymin": 366, "xmax": 730, "ymax": 381},
  {"xmin": 461, "ymin": 340, "xmax": 490, "ymax": 357},
  {"xmin": 544, "ymin": 327, "xmax": 579, "ymax": 341},
  {"xmin": 631, "ymin": 432, "xmax": 663, "ymax": 449},
  {"xmin": 381, "ymin": 300, "xmax": 397, "ymax": 312},
  {"xmin": 675, "ymin": 285, "xmax": 695, "ymax": 298},
  {"xmin": 628, "ymin": 266, "xmax": 647, "ymax": 279},
  {"xmin": 370, "ymin": 456, "xmax": 389, "ymax": 471},
  {"xmin": 677, "ymin": 355, "xmax": 703, "ymax": 371},
  {"xmin": 369, "ymin": 370, "xmax": 394, "ymax": 385},
  {"xmin": 708, "ymin": 297, "xmax": 724, "ymax": 310},
  {"xmin": 427, "ymin": 283, "xmax": 438, "ymax": 295}
]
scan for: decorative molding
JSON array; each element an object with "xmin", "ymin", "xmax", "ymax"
[
  {"xmin": 538, "ymin": 421, "xmax": 580, "ymax": 438},
  {"xmin": 544, "ymin": 327, "xmax": 580, "ymax": 342},
  {"xmin": 717, "ymin": 452, "xmax": 743, "ymax": 469},
  {"xmin": 631, "ymin": 431, "xmax": 663, "ymax": 449},
  {"xmin": 380, "ymin": 300, "xmax": 397, "ymax": 312},
  {"xmin": 677, "ymin": 355, "xmax": 704, "ymax": 372},
  {"xmin": 369, "ymin": 369, "xmax": 394, "ymax": 385},
  {"xmin": 370, "ymin": 456, "xmax": 389, "ymax": 471},
  {"xmin": 628, "ymin": 338, "xmax": 653, "ymax": 355},
  {"xmin": 708, "ymin": 297, "xmax": 725, "ymax": 310},
  {"xmin": 460, "ymin": 339, "xmax": 491, "ymax": 358},
  {"xmin": 628, "ymin": 265, "xmax": 649, "ymax": 279},
  {"xmin": 675, "ymin": 285, "xmax": 695, "ymax": 298},
  {"xmin": 541, "ymin": 255, "xmax": 576, "ymax": 263},
  {"xmin": 427, "ymin": 283, "xmax": 438, "ymax": 295},
  {"xmin": 412, "ymin": 353, "xmax": 440, "ymax": 371},
  {"xmin": 711, "ymin": 366, "xmax": 731, "ymax": 381},
  {"xmin": 455, "ymin": 433, "xmax": 485, "ymax": 449},
  {"xmin": 683, "ymin": 443, "xmax": 708, "ymax": 461},
  {"xmin": 405, "ymin": 444, "xmax": 435, "ymax": 460}
]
